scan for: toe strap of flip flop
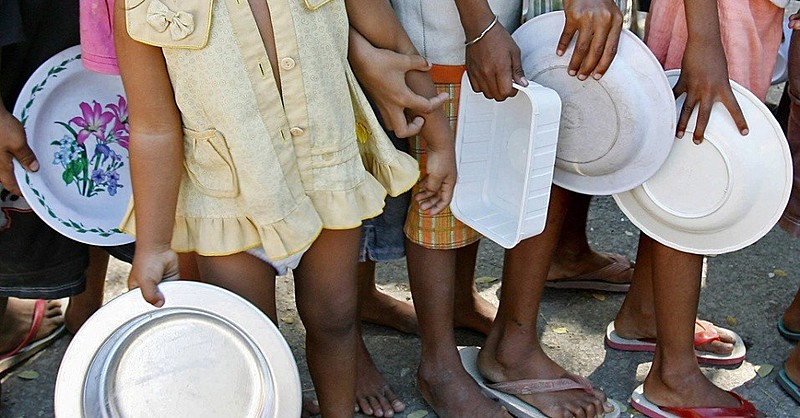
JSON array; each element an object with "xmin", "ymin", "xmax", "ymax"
[
  {"xmin": 0, "ymin": 299, "xmax": 46, "ymax": 360},
  {"xmin": 693, "ymin": 320, "xmax": 722, "ymax": 347},
  {"xmin": 487, "ymin": 373, "xmax": 594, "ymax": 395},
  {"xmin": 660, "ymin": 391, "xmax": 762, "ymax": 418}
]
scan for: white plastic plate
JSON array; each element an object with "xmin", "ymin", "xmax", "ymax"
[
  {"xmin": 513, "ymin": 11, "xmax": 676, "ymax": 195},
  {"xmin": 12, "ymin": 45, "xmax": 134, "ymax": 245},
  {"xmin": 613, "ymin": 70, "xmax": 793, "ymax": 255}
]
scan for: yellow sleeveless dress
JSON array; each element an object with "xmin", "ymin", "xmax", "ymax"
[{"xmin": 121, "ymin": 0, "xmax": 419, "ymax": 260}]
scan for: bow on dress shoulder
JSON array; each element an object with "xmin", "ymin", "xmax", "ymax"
[{"xmin": 146, "ymin": 0, "xmax": 195, "ymax": 40}]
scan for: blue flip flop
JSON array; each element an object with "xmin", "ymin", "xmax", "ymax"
[
  {"xmin": 778, "ymin": 318, "xmax": 800, "ymax": 342},
  {"xmin": 777, "ymin": 368, "xmax": 800, "ymax": 404}
]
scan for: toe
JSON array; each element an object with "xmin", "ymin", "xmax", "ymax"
[
  {"xmin": 368, "ymin": 396, "xmax": 383, "ymax": 417},
  {"xmin": 357, "ymin": 397, "xmax": 373, "ymax": 416},
  {"xmin": 382, "ymin": 386, "xmax": 405, "ymax": 413},
  {"xmin": 301, "ymin": 397, "xmax": 319, "ymax": 418},
  {"xmin": 377, "ymin": 394, "xmax": 394, "ymax": 417}
]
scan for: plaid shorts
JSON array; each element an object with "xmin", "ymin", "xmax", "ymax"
[{"xmin": 404, "ymin": 65, "xmax": 481, "ymax": 250}]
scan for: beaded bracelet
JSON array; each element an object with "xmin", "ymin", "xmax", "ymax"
[{"xmin": 464, "ymin": 14, "xmax": 499, "ymax": 47}]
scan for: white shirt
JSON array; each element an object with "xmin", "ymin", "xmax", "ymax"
[{"xmin": 391, "ymin": 0, "xmax": 523, "ymax": 65}]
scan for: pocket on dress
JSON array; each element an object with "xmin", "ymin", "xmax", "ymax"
[{"xmin": 183, "ymin": 128, "xmax": 239, "ymax": 197}]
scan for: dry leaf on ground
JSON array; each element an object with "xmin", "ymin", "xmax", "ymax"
[
  {"xmin": 17, "ymin": 370, "xmax": 39, "ymax": 380},
  {"xmin": 756, "ymin": 364, "xmax": 774, "ymax": 378},
  {"xmin": 475, "ymin": 276, "xmax": 499, "ymax": 284}
]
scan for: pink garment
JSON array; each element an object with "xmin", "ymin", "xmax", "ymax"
[
  {"xmin": 644, "ymin": 0, "xmax": 783, "ymax": 100},
  {"xmin": 80, "ymin": 0, "xmax": 118, "ymax": 75}
]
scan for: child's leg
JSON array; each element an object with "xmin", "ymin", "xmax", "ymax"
[
  {"xmin": 642, "ymin": 241, "xmax": 742, "ymax": 409},
  {"xmin": 357, "ymin": 173, "xmax": 418, "ymax": 336},
  {"xmin": 407, "ymin": 242, "xmax": 507, "ymax": 417},
  {"xmin": 478, "ymin": 186, "xmax": 609, "ymax": 417},
  {"xmin": 177, "ymin": 252, "xmax": 203, "ymax": 281},
  {"xmin": 613, "ymin": 236, "xmax": 737, "ymax": 354},
  {"xmin": 195, "ymin": 251, "xmax": 277, "ymax": 321},
  {"xmin": 779, "ymin": 28, "xmax": 800, "ymax": 241},
  {"xmin": 357, "ymin": 259, "xmax": 418, "ymax": 334},
  {"xmin": 293, "ymin": 228, "xmax": 360, "ymax": 418},
  {"xmin": 452, "ymin": 241, "xmax": 496, "ymax": 336},
  {"xmin": 65, "ymin": 246, "xmax": 109, "ymax": 333},
  {"xmin": 784, "ymin": 288, "xmax": 800, "ymax": 333}
]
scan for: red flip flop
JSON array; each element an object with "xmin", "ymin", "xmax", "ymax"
[
  {"xmin": 631, "ymin": 384, "xmax": 764, "ymax": 417},
  {"xmin": 605, "ymin": 320, "xmax": 746, "ymax": 366},
  {"xmin": 0, "ymin": 299, "xmax": 66, "ymax": 374}
]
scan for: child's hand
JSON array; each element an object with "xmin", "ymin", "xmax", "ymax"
[
  {"xmin": 675, "ymin": 40, "xmax": 748, "ymax": 144},
  {"xmin": 349, "ymin": 29, "xmax": 449, "ymax": 138},
  {"xmin": 560, "ymin": 0, "xmax": 624, "ymax": 80},
  {"xmin": 128, "ymin": 246, "xmax": 180, "ymax": 307},
  {"xmin": 416, "ymin": 144, "xmax": 456, "ymax": 215},
  {"xmin": 790, "ymin": 13, "xmax": 800, "ymax": 30},
  {"xmin": 465, "ymin": 20, "xmax": 528, "ymax": 101},
  {"xmin": 0, "ymin": 109, "xmax": 38, "ymax": 196}
]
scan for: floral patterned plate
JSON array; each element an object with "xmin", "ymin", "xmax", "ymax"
[{"xmin": 12, "ymin": 45, "xmax": 134, "ymax": 245}]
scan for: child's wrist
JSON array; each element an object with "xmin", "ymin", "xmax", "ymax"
[{"xmin": 135, "ymin": 239, "xmax": 174, "ymax": 254}]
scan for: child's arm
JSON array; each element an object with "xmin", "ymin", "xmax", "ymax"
[
  {"xmin": 453, "ymin": 0, "xmax": 527, "ymax": 100},
  {"xmin": 454, "ymin": 0, "xmax": 622, "ymax": 100},
  {"xmin": 114, "ymin": 3, "xmax": 182, "ymax": 306},
  {"xmin": 348, "ymin": 29, "xmax": 448, "ymax": 139},
  {"xmin": 346, "ymin": 1, "xmax": 455, "ymax": 214},
  {"xmin": 0, "ymin": 54, "xmax": 38, "ymax": 196},
  {"xmin": 674, "ymin": 0, "xmax": 749, "ymax": 143}
]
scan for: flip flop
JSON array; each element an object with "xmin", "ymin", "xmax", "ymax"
[
  {"xmin": 0, "ymin": 299, "xmax": 66, "ymax": 375},
  {"xmin": 777, "ymin": 368, "xmax": 800, "ymax": 404},
  {"xmin": 605, "ymin": 321, "xmax": 746, "ymax": 366},
  {"xmin": 545, "ymin": 252, "xmax": 632, "ymax": 293},
  {"xmin": 458, "ymin": 346, "xmax": 621, "ymax": 418},
  {"xmin": 630, "ymin": 384, "xmax": 762, "ymax": 417},
  {"xmin": 778, "ymin": 317, "xmax": 800, "ymax": 342}
]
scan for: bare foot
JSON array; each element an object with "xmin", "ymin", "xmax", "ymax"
[
  {"xmin": 783, "ymin": 308, "xmax": 800, "ymax": 333},
  {"xmin": 0, "ymin": 299, "xmax": 64, "ymax": 354},
  {"xmin": 614, "ymin": 314, "xmax": 736, "ymax": 355},
  {"xmin": 478, "ymin": 347, "xmax": 612, "ymax": 418},
  {"xmin": 786, "ymin": 344, "xmax": 800, "ymax": 388},
  {"xmin": 547, "ymin": 251, "xmax": 632, "ymax": 286},
  {"xmin": 356, "ymin": 341, "xmax": 404, "ymax": 417},
  {"xmin": 417, "ymin": 361, "xmax": 509, "ymax": 418},
  {"xmin": 301, "ymin": 397, "xmax": 321, "ymax": 418},
  {"xmin": 643, "ymin": 366, "xmax": 744, "ymax": 410},
  {"xmin": 453, "ymin": 287, "xmax": 496, "ymax": 336},
  {"xmin": 359, "ymin": 288, "xmax": 418, "ymax": 335}
]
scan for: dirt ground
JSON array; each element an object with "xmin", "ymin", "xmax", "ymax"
[{"xmin": 3, "ymin": 195, "xmax": 800, "ymax": 417}]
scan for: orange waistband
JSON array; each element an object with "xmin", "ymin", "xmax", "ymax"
[{"xmin": 429, "ymin": 64, "xmax": 466, "ymax": 85}]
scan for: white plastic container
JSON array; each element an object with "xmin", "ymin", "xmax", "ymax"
[{"xmin": 451, "ymin": 73, "xmax": 562, "ymax": 249}]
